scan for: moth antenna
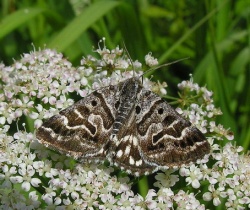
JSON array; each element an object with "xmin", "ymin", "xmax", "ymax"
[
  {"xmin": 141, "ymin": 57, "xmax": 190, "ymax": 77},
  {"xmin": 122, "ymin": 41, "xmax": 135, "ymax": 77}
]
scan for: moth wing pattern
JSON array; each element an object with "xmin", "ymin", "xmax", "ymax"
[
  {"xmin": 36, "ymin": 76, "xmax": 210, "ymax": 176},
  {"xmin": 136, "ymin": 88, "xmax": 210, "ymax": 169},
  {"xmin": 36, "ymin": 84, "xmax": 118, "ymax": 161},
  {"xmin": 109, "ymin": 81, "xmax": 210, "ymax": 176},
  {"xmin": 111, "ymin": 112, "xmax": 156, "ymax": 175}
]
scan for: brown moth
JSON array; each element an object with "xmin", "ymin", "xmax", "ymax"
[{"xmin": 36, "ymin": 74, "xmax": 210, "ymax": 176}]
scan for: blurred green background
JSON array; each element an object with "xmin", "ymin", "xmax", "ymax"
[{"xmin": 0, "ymin": 0, "xmax": 249, "ymax": 150}]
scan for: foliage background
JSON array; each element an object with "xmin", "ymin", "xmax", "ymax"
[{"xmin": 0, "ymin": 0, "xmax": 249, "ymax": 192}]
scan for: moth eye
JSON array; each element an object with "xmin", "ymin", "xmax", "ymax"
[
  {"xmin": 158, "ymin": 108, "xmax": 164, "ymax": 115},
  {"xmin": 91, "ymin": 100, "xmax": 98, "ymax": 106},
  {"xmin": 109, "ymin": 85, "xmax": 115, "ymax": 90},
  {"xmin": 135, "ymin": 106, "xmax": 141, "ymax": 114},
  {"xmin": 115, "ymin": 101, "xmax": 120, "ymax": 110}
]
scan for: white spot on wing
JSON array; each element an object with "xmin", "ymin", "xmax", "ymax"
[
  {"xmin": 135, "ymin": 159, "xmax": 142, "ymax": 166},
  {"xmin": 98, "ymin": 148, "xmax": 104, "ymax": 154},
  {"xmin": 132, "ymin": 136, "xmax": 138, "ymax": 146},
  {"xmin": 116, "ymin": 150, "xmax": 123, "ymax": 158},
  {"xmin": 125, "ymin": 145, "xmax": 131, "ymax": 155},
  {"xmin": 61, "ymin": 115, "xmax": 68, "ymax": 125},
  {"xmin": 43, "ymin": 127, "xmax": 57, "ymax": 138},
  {"xmin": 121, "ymin": 135, "xmax": 138, "ymax": 145},
  {"xmin": 111, "ymin": 135, "xmax": 119, "ymax": 146},
  {"xmin": 134, "ymin": 172, "xmax": 140, "ymax": 176},
  {"xmin": 122, "ymin": 135, "xmax": 131, "ymax": 142},
  {"xmin": 129, "ymin": 156, "xmax": 135, "ymax": 165}
]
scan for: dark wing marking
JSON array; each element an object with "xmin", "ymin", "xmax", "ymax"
[{"xmin": 36, "ymin": 85, "xmax": 118, "ymax": 161}]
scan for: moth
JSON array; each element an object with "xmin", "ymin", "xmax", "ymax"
[{"xmin": 36, "ymin": 75, "xmax": 210, "ymax": 176}]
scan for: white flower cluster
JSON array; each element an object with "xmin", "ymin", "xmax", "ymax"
[
  {"xmin": 177, "ymin": 77, "xmax": 233, "ymax": 141},
  {"xmin": 145, "ymin": 52, "xmax": 159, "ymax": 67},
  {"xmin": 0, "ymin": 43, "xmax": 249, "ymax": 209}
]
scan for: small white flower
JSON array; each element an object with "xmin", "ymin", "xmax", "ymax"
[
  {"xmin": 28, "ymin": 191, "xmax": 41, "ymax": 208},
  {"xmin": 17, "ymin": 165, "xmax": 41, "ymax": 191},
  {"xmin": 0, "ymin": 165, "xmax": 18, "ymax": 187},
  {"xmin": 203, "ymin": 185, "xmax": 222, "ymax": 206},
  {"xmin": 42, "ymin": 190, "xmax": 57, "ymax": 205},
  {"xmin": 154, "ymin": 169, "xmax": 179, "ymax": 188},
  {"xmin": 145, "ymin": 53, "xmax": 158, "ymax": 66},
  {"xmin": 133, "ymin": 60, "xmax": 142, "ymax": 69},
  {"xmin": 183, "ymin": 165, "xmax": 203, "ymax": 189}
]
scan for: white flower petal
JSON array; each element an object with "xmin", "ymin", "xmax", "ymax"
[
  {"xmin": 71, "ymin": 191, "xmax": 79, "ymax": 200},
  {"xmin": 29, "ymin": 111, "xmax": 39, "ymax": 119},
  {"xmin": 203, "ymin": 192, "xmax": 212, "ymax": 201},
  {"xmin": 49, "ymin": 96, "xmax": 57, "ymax": 105},
  {"xmin": 192, "ymin": 179, "xmax": 200, "ymax": 188},
  {"xmin": 10, "ymin": 176, "xmax": 23, "ymax": 183},
  {"xmin": 22, "ymin": 181, "xmax": 31, "ymax": 191},
  {"xmin": 2, "ymin": 165, "xmax": 8, "ymax": 173},
  {"xmin": 213, "ymin": 197, "xmax": 221, "ymax": 206},
  {"xmin": 54, "ymin": 197, "xmax": 61, "ymax": 205},
  {"xmin": 31, "ymin": 178, "xmax": 41, "ymax": 187},
  {"xmin": 9, "ymin": 166, "xmax": 17, "ymax": 174},
  {"xmin": 34, "ymin": 119, "xmax": 43, "ymax": 128},
  {"xmin": 0, "ymin": 117, "xmax": 6, "ymax": 124}
]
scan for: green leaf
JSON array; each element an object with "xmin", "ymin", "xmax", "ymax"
[
  {"xmin": 47, "ymin": 1, "xmax": 120, "ymax": 52},
  {"xmin": 0, "ymin": 7, "xmax": 45, "ymax": 40}
]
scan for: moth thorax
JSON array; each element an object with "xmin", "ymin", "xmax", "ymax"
[
  {"xmin": 111, "ymin": 80, "xmax": 141, "ymax": 135},
  {"xmin": 120, "ymin": 78, "xmax": 140, "ymax": 96}
]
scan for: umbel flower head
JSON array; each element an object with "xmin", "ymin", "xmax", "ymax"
[{"xmin": 0, "ymin": 39, "xmax": 249, "ymax": 209}]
